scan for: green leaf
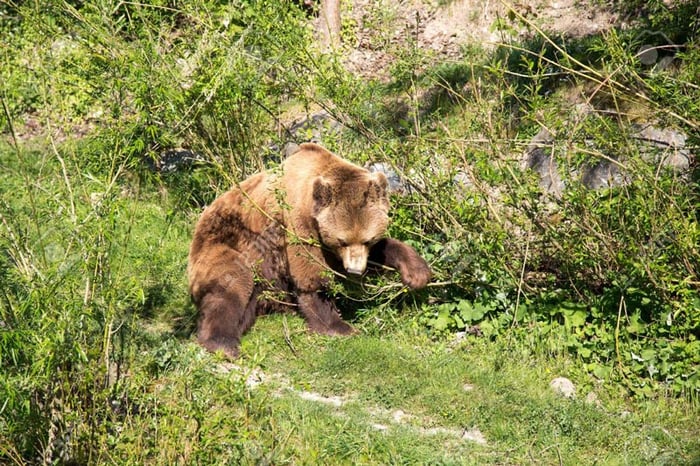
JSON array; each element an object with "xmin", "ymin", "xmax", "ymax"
[
  {"xmin": 626, "ymin": 313, "xmax": 645, "ymax": 334},
  {"xmin": 431, "ymin": 311, "xmax": 453, "ymax": 331},
  {"xmin": 640, "ymin": 349, "xmax": 656, "ymax": 361},
  {"xmin": 458, "ymin": 300, "xmax": 486, "ymax": 323},
  {"xmin": 590, "ymin": 363, "xmax": 612, "ymax": 380},
  {"xmin": 564, "ymin": 309, "xmax": 587, "ymax": 328}
]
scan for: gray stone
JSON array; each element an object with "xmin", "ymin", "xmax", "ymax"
[
  {"xmin": 523, "ymin": 122, "xmax": 693, "ymax": 195},
  {"xmin": 286, "ymin": 110, "xmax": 343, "ymax": 144},
  {"xmin": 522, "ymin": 128, "xmax": 565, "ymax": 197},
  {"xmin": 581, "ymin": 160, "xmax": 627, "ymax": 190},
  {"xmin": 585, "ymin": 391, "xmax": 601, "ymax": 406},
  {"xmin": 367, "ymin": 162, "xmax": 405, "ymax": 193},
  {"xmin": 150, "ymin": 148, "xmax": 205, "ymax": 173},
  {"xmin": 632, "ymin": 123, "xmax": 692, "ymax": 172},
  {"xmin": 452, "ymin": 170, "xmax": 474, "ymax": 191},
  {"xmin": 550, "ymin": 377, "xmax": 576, "ymax": 398},
  {"xmin": 282, "ymin": 142, "xmax": 301, "ymax": 158}
]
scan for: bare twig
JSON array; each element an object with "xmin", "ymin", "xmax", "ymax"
[{"xmin": 282, "ymin": 317, "xmax": 298, "ymax": 358}]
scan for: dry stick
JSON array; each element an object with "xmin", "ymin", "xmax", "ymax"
[
  {"xmin": 103, "ymin": 319, "xmax": 113, "ymax": 387},
  {"xmin": 1, "ymin": 93, "xmax": 43, "ymax": 253},
  {"xmin": 0, "ymin": 211, "xmax": 37, "ymax": 280},
  {"xmin": 48, "ymin": 128, "xmax": 77, "ymax": 224},
  {"xmin": 614, "ymin": 294, "xmax": 627, "ymax": 377},
  {"xmin": 2, "ymin": 97, "xmax": 54, "ymax": 280},
  {"xmin": 438, "ymin": 120, "xmax": 504, "ymax": 225},
  {"xmin": 1, "ymin": 92, "xmax": 19, "ymax": 151},
  {"xmin": 0, "ymin": 443, "xmax": 24, "ymax": 466},
  {"xmin": 498, "ymin": 2, "xmax": 607, "ymax": 82},
  {"xmin": 512, "ymin": 229, "xmax": 530, "ymax": 328},
  {"xmin": 170, "ymin": 23, "xmax": 257, "ymax": 140},
  {"xmin": 536, "ymin": 444, "xmax": 564, "ymax": 466},
  {"xmin": 119, "ymin": 1, "xmax": 180, "ymax": 13},
  {"xmin": 282, "ymin": 316, "xmax": 298, "ymax": 357},
  {"xmin": 318, "ymin": 0, "xmax": 342, "ymax": 51},
  {"xmin": 573, "ymin": 144, "xmax": 630, "ymax": 171},
  {"xmin": 433, "ymin": 61, "xmax": 530, "ymax": 291}
]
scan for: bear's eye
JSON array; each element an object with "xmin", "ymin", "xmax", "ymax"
[{"xmin": 338, "ymin": 239, "xmax": 348, "ymax": 247}]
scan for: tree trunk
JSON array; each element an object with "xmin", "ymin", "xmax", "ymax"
[{"xmin": 318, "ymin": 0, "xmax": 341, "ymax": 50}]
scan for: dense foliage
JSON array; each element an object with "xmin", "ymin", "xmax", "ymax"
[{"xmin": 1, "ymin": 0, "xmax": 698, "ymax": 462}]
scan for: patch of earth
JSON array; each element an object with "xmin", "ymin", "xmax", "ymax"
[
  {"xmin": 6, "ymin": 111, "xmax": 100, "ymax": 145},
  {"xmin": 343, "ymin": 0, "xmax": 621, "ymax": 80}
]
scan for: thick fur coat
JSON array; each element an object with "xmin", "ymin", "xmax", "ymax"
[{"xmin": 188, "ymin": 143, "xmax": 431, "ymax": 358}]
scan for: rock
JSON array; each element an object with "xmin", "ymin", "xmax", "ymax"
[
  {"xmin": 392, "ymin": 409, "xmax": 408, "ymax": 422},
  {"xmin": 175, "ymin": 56, "xmax": 196, "ymax": 90},
  {"xmin": 585, "ymin": 391, "xmax": 601, "ymax": 406},
  {"xmin": 269, "ymin": 111, "xmax": 345, "ymax": 159},
  {"xmin": 523, "ymin": 121, "xmax": 693, "ymax": 195},
  {"xmin": 297, "ymin": 390, "xmax": 345, "ymax": 407},
  {"xmin": 550, "ymin": 377, "xmax": 576, "ymax": 398},
  {"xmin": 522, "ymin": 128, "xmax": 565, "ymax": 197},
  {"xmin": 367, "ymin": 162, "xmax": 405, "ymax": 193},
  {"xmin": 213, "ymin": 362, "xmax": 238, "ymax": 374},
  {"xmin": 452, "ymin": 170, "xmax": 474, "ymax": 193},
  {"xmin": 286, "ymin": 110, "xmax": 343, "ymax": 144},
  {"xmin": 244, "ymin": 367, "xmax": 267, "ymax": 389},
  {"xmin": 524, "ymin": 128, "xmax": 565, "ymax": 197},
  {"xmin": 371, "ymin": 423, "xmax": 389, "ymax": 431},
  {"xmin": 212, "ymin": 363, "xmax": 266, "ymax": 389},
  {"xmin": 581, "ymin": 160, "xmax": 626, "ymax": 190},
  {"xmin": 461, "ymin": 428, "xmax": 488, "ymax": 445},
  {"xmin": 632, "ymin": 123, "xmax": 692, "ymax": 172},
  {"xmin": 282, "ymin": 142, "xmax": 301, "ymax": 158},
  {"xmin": 150, "ymin": 148, "xmax": 205, "ymax": 173}
]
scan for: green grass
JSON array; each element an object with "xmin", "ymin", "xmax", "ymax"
[
  {"xmin": 1, "ymin": 140, "xmax": 698, "ymax": 463},
  {"xmin": 63, "ymin": 313, "xmax": 699, "ymax": 465}
]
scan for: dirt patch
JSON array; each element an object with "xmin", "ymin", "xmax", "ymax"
[{"xmin": 342, "ymin": 0, "xmax": 620, "ymax": 80}]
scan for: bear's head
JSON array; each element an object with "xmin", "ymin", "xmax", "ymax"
[{"xmin": 312, "ymin": 168, "xmax": 390, "ymax": 275}]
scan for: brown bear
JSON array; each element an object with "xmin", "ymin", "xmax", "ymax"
[{"xmin": 188, "ymin": 143, "xmax": 431, "ymax": 358}]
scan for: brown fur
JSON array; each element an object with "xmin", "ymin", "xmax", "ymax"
[{"xmin": 188, "ymin": 143, "xmax": 431, "ymax": 359}]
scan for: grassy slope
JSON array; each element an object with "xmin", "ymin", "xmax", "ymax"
[
  {"xmin": 100, "ymin": 313, "xmax": 700, "ymax": 465},
  {"xmin": 1, "ymin": 142, "xmax": 697, "ymax": 464}
]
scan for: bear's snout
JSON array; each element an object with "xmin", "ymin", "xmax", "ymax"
[{"xmin": 341, "ymin": 244, "xmax": 369, "ymax": 275}]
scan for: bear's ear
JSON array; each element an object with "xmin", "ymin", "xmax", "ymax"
[
  {"xmin": 369, "ymin": 172, "xmax": 389, "ymax": 199},
  {"xmin": 312, "ymin": 176, "xmax": 333, "ymax": 213}
]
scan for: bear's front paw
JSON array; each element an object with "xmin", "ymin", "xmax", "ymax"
[
  {"xmin": 308, "ymin": 319, "xmax": 357, "ymax": 336},
  {"xmin": 199, "ymin": 336, "xmax": 241, "ymax": 360},
  {"xmin": 400, "ymin": 263, "xmax": 432, "ymax": 290}
]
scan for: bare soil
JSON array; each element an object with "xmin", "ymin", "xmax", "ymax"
[{"xmin": 342, "ymin": 0, "xmax": 621, "ymax": 80}]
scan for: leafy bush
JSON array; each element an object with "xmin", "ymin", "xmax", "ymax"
[{"xmin": 397, "ymin": 7, "xmax": 700, "ymax": 397}]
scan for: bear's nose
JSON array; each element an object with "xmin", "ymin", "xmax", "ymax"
[{"xmin": 342, "ymin": 245, "xmax": 368, "ymax": 276}]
